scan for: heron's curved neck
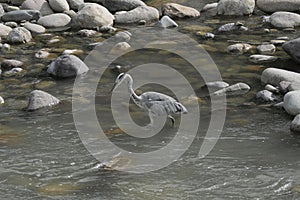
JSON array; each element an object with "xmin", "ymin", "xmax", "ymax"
[{"xmin": 126, "ymin": 74, "xmax": 141, "ymax": 100}]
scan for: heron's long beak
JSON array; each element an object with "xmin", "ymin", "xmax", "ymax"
[{"xmin": 110, "ymin": 82, "xmax": 117, "ymax": 92}]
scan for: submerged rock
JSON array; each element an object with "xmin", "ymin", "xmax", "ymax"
[
  {"xmin": 47, "ymin": 54, "xmax": 89, "ymax": 78},
  {"xmin": 7, "ymin": 27, "xmax": 32, "ymax": 44},
  {"xmin": 284, "ymin": 91, "xmax": 300, "ymax": 115},
  {"xmin": 218, "ymin": 22, "xmax": 248, "ymax": 33},
  {"xmin": 270, "ymin": 12, "xmax": 300, "ymax": 28},
  {"xmin": 27, "ymin": 90, "xmax": 60, "ymax": 111},
  {"xmin": 217, "ymin": 0, "xmax": 255, "ymax": 16},
  {"xmin": 1, "ymin": 59, "xmax": 23, "ymax": 70},
  {"xmin": 212, "ymin": 82, "xmax": 250, "ymax": 96},
  {"xmin": 114, "ymin": 6, "xmax": 159, "ymax": 24},
  {"xmin": 227, "ymin": 43, "xmax": 253, "ymax": 54},
  {"xmin": 249, "ymin": 55, "xmax": 278, "ymax": 64},
  {"xmin": 291, "ymin": 114, "xmax": 300, "ymax": 133},
  {"xmin": 257, "ymin": 44, "xmax": 276, "ymax": 54},
  {"xmin": 161, "ymin": 3, "xmax": 200, "ymax": 19},
  {"xmin": 282, "ymin": 37, "xmax": 300, "ymax": 63}
]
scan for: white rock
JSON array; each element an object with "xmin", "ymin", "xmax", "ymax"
[
  {"xmin": 49, "ymin": 0, "xmax": 69, "ymax": 12},
  {"xmin": 7, "ymin": 27, "xmax": 32, "ymax": 44},
  {"xmin": 38, "ymin": 13, "xmax": 71, "ymax": 28},
  {"xmin": 270, "ymin": 11, "xmax": 300, "ymax": 28},
  {"xmin": 0, "ymin": 96, "xmax": 4, "ymax": 104},
  {"xmin": 161, "ymin": 3, "xmax": 200, "ymax": 18},
  {"xmin": 261, "ymin": 68, "xmax": 300, "ymax": 87},
  {"xmin": 227, "ymin": 43, "xmax": 253, "ymax": 54},
  {"xmin": 157, "ymin": 16, "xmax": 178, "ymax": 28},
  {"xmin": 217, "ymin": 0, "xmax": 255, "ymax": 16},
  {"xmin": 284, "ymin": 91, "xmax": 300, "ymax": 115},
  {"xmin": 249, "ymin": 55, "xmax": 278, "ymax": 64},
  {"xmin": 27, "ymin": 90, "xmax": 60, "ymax": 111}
]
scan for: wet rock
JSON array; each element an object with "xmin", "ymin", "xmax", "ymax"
[
  {"xmin": 27, "ymin": 90, "xmax": 60, "ymax": 111},
  {"xmin": 257, "ymin": 0, "xmax": 300, "ymax": 13},
  {"xmin": 249, "ymin": 55, "xmax": 278, "ymax": 64},
  {"xmin": 115, "ymin": 6, "xmax": 159, "ymax": 24},
  {"xmin": 101, "ymin": 0, "xmax": 146, "ymax": 13},
  {"xmin": 1, "ymin": 59, "xmax": 23, "ymax": 70},
  {"xmin": 1, "ymin": 10, "xmax": 40, "ymax": 22},
  {"xmin": 227, "ymin": 43, "xmax": 253, "ymax": 54},
  {"xmin": 217, "ymin": 22, "xmax": 248, "ymax": 33},
  {"xmin": 291, "ymin": 114, "xmax": 300, "ymax": 133},
  {"xmin": 217, "ymin": 0, "xmax": 255, "ymax": 16},
  {"xmin": 0, "ymin": 4, "xmax": 5, "ymax": 17},
  {"xmin": 67, "ymin": 0, "xmax": 84, "ymax": 11},
  {"xmin": 0, "ymin": 43, "xmax": 11, "ymax": 52},
  {"xmin": 75, "ymin": 3, "xmax": 114, "ymax": 29},
  {"xmin": 283, "ymin": 91, "xmax": 300, "ymax": 115},
  {"xmin": 0, "ymin": 96, "xmax": 4, "ymax": 104},
  {"xmin": 257, "ymin": 43, "xmax": 276, "ymax": 54},
  {"xmin": 47, "ymin": 54, "xmax": 89, "ymax": 78},
  {"xmin": 11, "ymin": 0, "xmax": 25, "ymax": 6},
  {"xmin": 38, "ymin": 13, "xmax": 71, "ymax": 28},
  {"xmin": 161, "ymin": 3, "xmax": 200, "ymax": 19},
  {"xmin": 157, "ymin": 16, "xmax": 178, "ymax": 28},
  {"xmin": 265, "ymin": 84, "xmax": 279, "ymax": 93},
  {"xmin": 212, "ymin": 82, "xmax": 250, "ymax": 96},
  {"xmin": 282, "ymin": 37, "xmax": 300, "ymax": 63},
  {"xmin": 270, "ymin": 12, "xmax": 300, "ymax": 28},
  {"xmin": 20, "ymin": 0, "xmax": 54, "ymax": 16},
  {"xmin": 35, "ymin": 49, "xmax": 50, "ymax": 59},
  {"xmin": 0, "ymin": 24, "xmax": 12, "ymax": 36},
  {"xmin": 5, "ymin": 21, "xmax": 18, "ymax": 28},
  {"xmin": 115, "ymin": 31, "xmax": 131, "ymax": 42},
  {"xmin": 262, "ymin": 68, "xmax": 300, "ymax": 88},
  {"xmin": 49, "ymin": 0, "xmax": 69, "ymax": 12},
  {"xmin": 2, "ymin": 67, "xmax": 24, "ymax": 77},
  {"xmin": 202, "ymin": 3, "xmax": 218, "ymax": 12},
  {"xmin": 23, "ymin": 22, "xmax": 46, "ymax": 34},
  {"xmin": 62, "ymin": 49, "xmax": 84, "ymax": 55},
  {"xmin": 270, "ymin": 39, "xmax": 286, "ymax": 45},
  {"xmin": 7, "ymin": 27, "xmax": 32, "ymax": 44},
  {"xmin": 78, "ymin": 29, "xmax": 97, "ymax": 37},
  {"xmin": 203, "ymin": 32, "xmax": 215, "ymax": 39},
  {"xmin": 256, "ymin": 90, "xmax": 278, "ymax": 102},
  {"xmin": 279, "ymin": 81, "xmax": 291, "ymax": 93},
  {"xmin": 110, "ymin": 42, "xmax": 131, "ymax": 54},
  {"xmin": 99, "ymin": 25, "xmax": 116, "ymax": 33},
  {"xmin": 204, "ymin": 81, "xmax": 229, "ymax": 92},
  {"xmin": 5, "ymin": 5, "xmax": 20, "ymax": 12}
]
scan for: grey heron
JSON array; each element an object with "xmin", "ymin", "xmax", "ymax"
[{"xmin": 111, "ymin": 73, "xmax": 188, "ymax": 127}]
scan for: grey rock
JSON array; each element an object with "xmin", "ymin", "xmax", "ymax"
[
  {"xmin": 67, "ymin": 0, "xmax": 84, "ymax": 11},
  {"xmin": 11, "ymin": 0, "xmax": 25, "ymax": 6},
  {"xmin": 1, "ymin": 59, "xmax": 23, "ymax": 70},
  {"xmin": 205, "ymin": 81, "xmax": 229, "ymax": 92},
  {"xmin": 110, "ymin": 42, "xmax": 131, "ymax": 54},
  {"xmin": 257, "ymin": 0, "xmax": 300, "ymax": 13},
  {"xmin": 1, "ymin": 10, "xmax": 40, "ymax": 22},
  {"xmin": 47, "ymin": 54, "xmax": 89, "ymax": 78},
  {"xmin": 0, "ymin": 4, "xmax": 4, "ymax": 17},
  {"xmin": 5, "ymin": 5, "xmax": 20, "ymax": 12},
  {"xmin": 2, "ymin": 67, "xmax": 23, "ymax": 77},
  {"xmin": 282, "ymin": 37, "xmax": 300, "ymax": 63},
  {"xmin": 20, "ymin": 0, "xmax": 54, "ymax": 16},
  {"xmin": 249, "ymin": 54, "xmax": 278, "ymax": 64},
  {"xmin": 49, "ymin": 0, "xmax": 69, "ymax": 12},
  {"xmin": 7, "ymin": 27, "xmax": 32, "ymax": 43},
  {"xmin": 0, "ymin": 43, "xmax": 10, "ymax": 52},
  {"xmin": 35, "ymin": 49, "xmax": 50, "ymax": 59},
  {"xmin": 203, "ymin": 32, "xmax": 215, "ymax": 39},
  {"xmin": 0, "ymin": 24, "xmax": 12, "ymax": 36},
  {"xmin": 115, "ymin": 31, "xmax": 131, "ymax": 42},
  {"xmin": 284, "ymin": 91, "xmax": 300, "ymax": 115},
  {"xmin": 161, "ymin": 3, "xmax": 200, "ymax": 19},
  {"xmin": 261, "ymin": 68, "xmax": 300, "ymax": 88},
  {"xmin": 218, "ymin": 22, "xmax": 248, "ymax": 33},
  {"xmin": 279, "ymin": 81, "xmax": 291, "ymax": 93},
  {"xmin": 257, "ymin": 44, "xmax": 276, "ymax": 54},
  {"xmin": 217, "ymin": 0, "xmax": 255, "ymax": 16},
  {"xmin": 202, "ymin": 3, "xmax": 218, "ymax": 12},
  {"xmin": 101, "ymin": 0, "xmax": 146, "ymax": 13},
  {"xmin": 4, "ymin": 21, "xmax": 18, "ymax": 28},
  {"xmin": 99, "ymin": 25, "xmax": 116, "ymax": 33},
  {"xmin": 270, "ymin": 11, "xmax": 300, "ymax": 28},
  {"xmin": 212, "ymin": 82, "xmax": 250, "ymax": 96},
  {"xmin": 38, "ymin": 13, "xmax": 71, "ymax": 28},
  {"xmin": 157, "ymin": 16, "xmax": 178, "ymax": 28},
  {"xmin": 256, "ymin": 90, "xmax": 278, "ymax": 102},
  {"xmin": 27, "ymin": 90, "xmax": 60, "ymax": 111},
  {"xmin": 291, "ymin": 114, "xmax": 300, "ymax": 132},
  {"xmin": 265, "ymin": 84, "xmax": 279, "ymax": 93},
  {"xmin": 227, "ymin": 43, "xmax": 253, "ymax": 54},
  {"xmin": 115, "ymin": 6, "xmax": 159, "ymax": 24},
  {"xmin": 78, "ymin": 29, "xmax": 97, "ymax": 37},
  {"xmin": 0, "ymin": 96, "xmax": 4, "ymax": 104},
  {"xmin": 75, "ymin": 3, "xmax": 114, "ymax": 29},
  {"xmin": 23, "ymin": 22, "xmax": 46, "ymax": 34}
]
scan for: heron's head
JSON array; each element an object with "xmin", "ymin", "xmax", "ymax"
[{"xmin": 111, "ymin": 73, "xmax": 127, "ymax": 92}]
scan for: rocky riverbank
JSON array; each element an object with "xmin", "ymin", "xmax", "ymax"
[{"xmin": 0, "ymin": 0, "xmax": 300, "ymax": 133}]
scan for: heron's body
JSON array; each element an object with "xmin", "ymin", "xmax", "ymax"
[{"xmin": 112, "ymin": 73, "xmax": 188, "ymax": 126}]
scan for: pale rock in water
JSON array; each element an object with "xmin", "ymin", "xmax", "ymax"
[
  {"xmin": 256, "ymin": 90, "xmax": 278, "ymax": 102},
  {"xmin": 290, "ymin": 114, "xmax": 300, "ymax": 133},
  {"xmin": 249, "ymin": 55, "xmax": 278, "ymax": 64},
  {"xmin": 212, "ymin": 82, "xmax": 250, "ymax": 96},
  {"xmin": 27, "ymin": 90, "xmax": 60, "ymax": 111},
  {"xmin": 283, "ymin": 91, "xmax": 300, "ymax": 115}
]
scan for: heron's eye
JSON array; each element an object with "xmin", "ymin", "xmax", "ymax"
[{"xmin": 118, "ymin": 73, "xmax": 125, "ymax": 80}]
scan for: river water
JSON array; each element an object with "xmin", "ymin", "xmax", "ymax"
[{"xmin": 0, "ymin": 0, "xmax": 300, "ymax": 199}]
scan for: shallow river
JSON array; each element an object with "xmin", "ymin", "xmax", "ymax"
[{"xmin": 0, "ymin": 0, "xmax": 300, "ymax": 199}]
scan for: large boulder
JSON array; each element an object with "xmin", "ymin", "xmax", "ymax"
[
  {"xmin": 257, "ymin": 0, "xmax": 300, "ymax": 13},
  {"xmin": 75, "ymin": 3, "xmax": 114, "ymax": 29},
  {"xmin": 37, "ymin": 13, "xmax": 71, "ymax": 28},
  {"xmin": 261, "ymin": 68, "xmax": 300, "ymax": 87},
  {"xmin": 282, "ymin": 37, "xmax": 300, "ymax": 63},
  {"xmin": 27, "ymin": 90, "xmax": 60, "ymax": 111},
  {"xmin": 217, "ymin": 0, "xmax": 255, "ymax": 16},
  {"xmin": 0, "ymin": 24, "xmax": 12, "ymax": 36},
  {"xmin": 7, "ymin": 27, "xmax": 32, "ymax": 43},
  {"xmin": 114, "ymin": 6, "xmax": 159, "ymax": 24},
  {"xmin": 49, "ymin": 0, "xmax": 69, "ymax": 12},
  {"xmin": 284, "ymin": 91, "xmax": 300, "ymax": 115},
  {"xmin": 270, "ymin": 11, "xmax": 300, "ymax": 28},
  {"xmin": 20, "ymin": 0, "xmax": 54, "ymax": 16},
  {"xmin": 101, "ymin": 0, "xmax": 146, "ymax": 12},
  {"xmin": 1, "ymin": 10, "xmax": 40, "ymax": 22},
  {"xmin": 161, "ymin": 3, "xmax": 200, "ymax": 19},
  {"xmin": 47, "ymin": 54, "xmax": 89, "ymax": 78}
]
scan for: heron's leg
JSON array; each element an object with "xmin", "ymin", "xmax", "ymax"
[{"xmin": 168, "ymin": 115, "xmax": 175, "ymax": 127}]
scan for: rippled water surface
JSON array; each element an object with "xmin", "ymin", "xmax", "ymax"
[{"xmin": 1, "ymin": 0, "xmax": 300, "ymax": 199}]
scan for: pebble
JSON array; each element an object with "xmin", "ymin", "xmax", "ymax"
[
  {"xmin": 256, "ymin": 90, "xmax": 278, "ymax": 102},
  {"xmin": 257, "ymin": 44, "xmax": 276, "ymax": 54},
  {"xmin": 249, "ymin": 55, "xmax": 278, "ymax": 64},
  {"xmin": 265, "ymin": 84, "xmax": 279, "ymax": 93},
  {"xmin": 218, "ymin": 22, "xmax": 248, "ymax": 33},
  {"xmin": 35, "ymin": 49, "xmax": 50, "ymax": 59},
  {"xmin": 227, "ymin": 43, "xmax": 253, "ymax": 54},
  {"xmin": 0, "ymin": 96, "xmax": 4, "ymax": 104},
  {"xmin": 78, "ymin": 29, "xmax": 97, "ymax": 37},
  {"xmin": 203, "ymin": 32, "xmax": 215, "ymax": 39},
  {"xmin": 212, "ymin": 82, "xmax": 250, "ymax": 96},
  {"xmin": 1, "ymin": 59, "xmax": 23, "ymax": 70}
]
